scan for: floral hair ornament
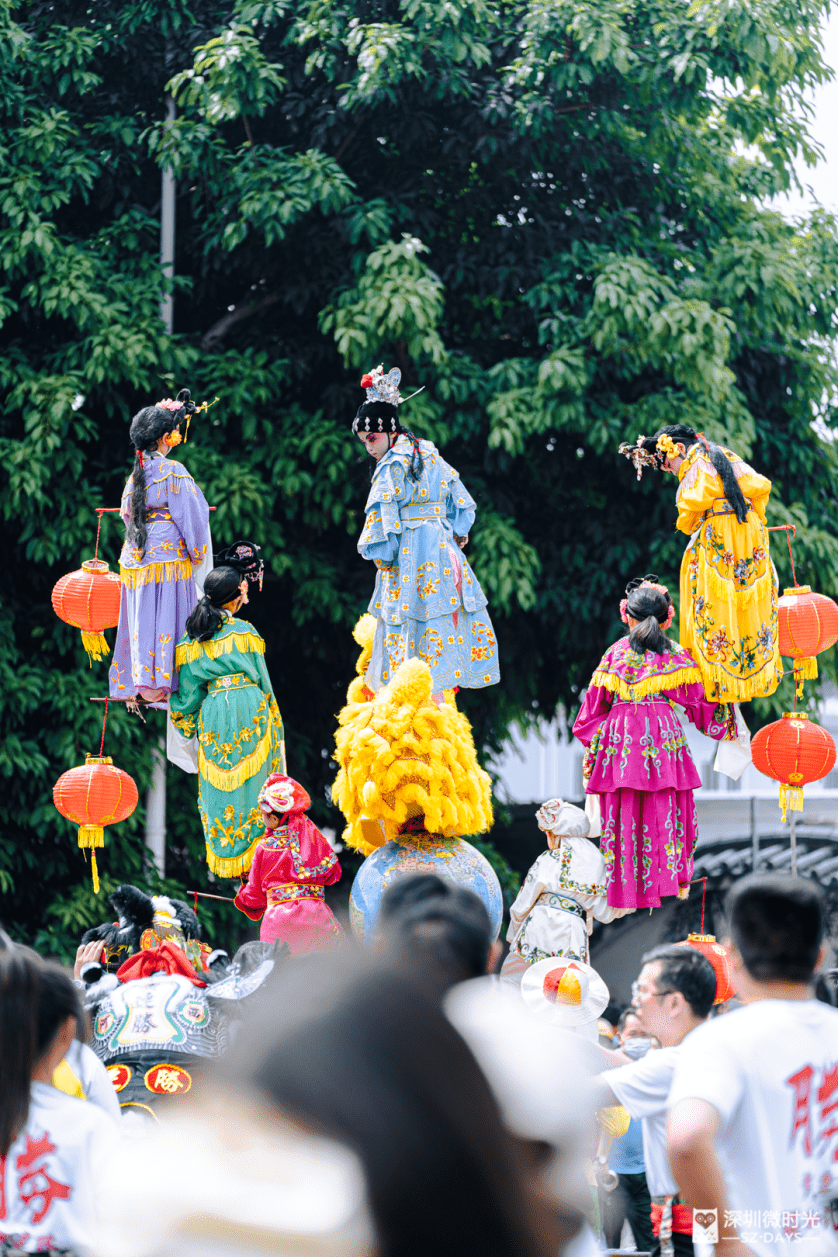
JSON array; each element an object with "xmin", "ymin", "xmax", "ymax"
[
  {"xmin": 353, "ymin": 365, "xmax": 426, "ymax": 434},
  {"xmin": 618, "ymin": 435, "xmax": 660, "ymax": 481},
  {"xmin": 154, "ymin": 389, "xmax": 220, "ymax": 444},
  {"xmin": 656, "ymin": 433, "xmax": 682, "ymax": 461},
  {"xmin": 215, "ymin": 540, "xmax": 264, "ymax": 592}
]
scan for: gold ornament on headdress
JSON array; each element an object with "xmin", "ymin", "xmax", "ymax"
[
  {"xmin": 332, "ymin": 657, "xmax": 493, "ymax": 855},
  {"xmin": 618, "ymin": 435, "xmax": 659, "ymax": 481},
  {"xmin": 656, "ymin": 434, "xmax": 681, "ymax": 460}
]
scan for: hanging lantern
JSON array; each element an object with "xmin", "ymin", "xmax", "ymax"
[
  {"xmin": 676, "ymin": 934, "xmax": 736, "ymax": 1004},
  {"xmin": 53, "ymin": 755, "xmax": 138, "ymax": 893},
  {"xmin": 777, "ymin": 586, "xmax": 838, "ymax": 696},
  {"xmin": 752, "ymin": 713, "xmax": 836, "ymax": 822},
  {"xmin": 51, "ymin": 559, "xmax": 121, "ymax": 664}
]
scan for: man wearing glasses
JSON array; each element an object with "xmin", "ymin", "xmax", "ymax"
[{"xmin": 593, "ymin": 945, "xmax": 718, "ymax": 1257}]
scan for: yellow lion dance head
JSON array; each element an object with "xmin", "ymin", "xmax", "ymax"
[{"xmin": 332, "ymin": 657, "xmax": 493, "ymax": 855}]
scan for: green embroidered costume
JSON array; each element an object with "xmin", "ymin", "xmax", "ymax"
[{"xmin": 170, "ymin": 616, "xmax": 286, "ymax": 876}]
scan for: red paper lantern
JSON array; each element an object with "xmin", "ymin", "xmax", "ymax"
[
  {"xmin": 53, "ymin": 755, "xmax": 139, "ymax": 892},
  {"xmin": 752, "ymin": 713, "xmax": 836, "ymax": 821},
  {"xmin": 676, "ymin": 933, "xmax": 736, "ymax": 1004},
  {"xmin": 51, "ymin": 559, "xmax": 121, "ymax": 664},
  {"xmin": 777, "ymin": 586, "xmax": 838, "ymax": 695}
]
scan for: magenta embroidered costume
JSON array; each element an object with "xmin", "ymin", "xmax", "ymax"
[
  {"xmin": 234, "ymin": 774, "xmax": 344, "ymax": 953},
  {"xmin": 572, "ymin": 639, "xmax": 731, "ymax": 909},
  {"xmin": 109, "ymin": 450, "xmax": 210, "ymax": 699}
]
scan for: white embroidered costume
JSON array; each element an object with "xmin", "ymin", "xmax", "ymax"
[{"xmin": 501, "ymin": 799, "xmax": 632, "ymax": 985}]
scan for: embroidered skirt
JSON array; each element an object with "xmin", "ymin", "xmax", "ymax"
[
  {"xmin": 600, "ymin": 787, "xmax": 697, "ymax": 910},
  {"xmin": 109, "ymin": 559, "xmax": 196, "ymax": 698}
]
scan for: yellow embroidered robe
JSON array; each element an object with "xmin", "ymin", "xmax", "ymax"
[{"xmin": 676, "ymin": 444, "xmax": 782, "ymax": 702}]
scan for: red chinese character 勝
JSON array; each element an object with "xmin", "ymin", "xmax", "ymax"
[
  {"xmin": 15, "ymin": 1134, "xmax": 71, "ymax": 1224},
  {"xmin": 788, "ymin": 1065, "xmax": 815, "ymax": 1156},
  {"xmin": 818, "ymin": 1065, "xmax": 838, "ymax": 1157}
]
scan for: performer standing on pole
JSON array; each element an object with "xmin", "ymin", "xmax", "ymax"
[
  {"xmin": 353, "ymin": 365, "xmax": 499, "ymax": 697},
  {"xmin": 619, "ymin": 426, "xmax": 782, "ymax": 703}
]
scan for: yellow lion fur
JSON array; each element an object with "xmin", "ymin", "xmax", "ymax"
[
  {"xmin": 346, "ymin": 613, "xmax": 377, "ymax": 704},
  {"xmin": 332, "ymin": 657, "xmax": 493, "ymax": 855}
]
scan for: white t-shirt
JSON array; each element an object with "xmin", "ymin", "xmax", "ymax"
[
  {"xmin": 0, "ymin": 1081, "xmax": 119, "ymax": 1254},
  {"xmin": 669, "ymin": 1000, "xmax": 838, "ymax": 1257},
  {"xmin": 62, "ymin": 1040, "xmax": 122, "ymax": 1120},
  {"xmin": 607, "ymin": 1042, "xmax": 686, "ymax": 1196}
]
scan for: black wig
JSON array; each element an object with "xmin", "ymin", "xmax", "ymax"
[
  {"xmin": 125, "ymin": 389, "xmax": 197, "ymax": 555},
  {"xmin": 642, "ymin": 425, "xmax": 749, "ymax": 524},
  {"xmin": 353, "ymin": 401, "xmax": 425, "ymax": 482}
]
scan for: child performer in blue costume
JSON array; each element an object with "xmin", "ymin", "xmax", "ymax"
[{"xmin": 353, "ymin": 365, "xmax": 500, "ymax": 696}]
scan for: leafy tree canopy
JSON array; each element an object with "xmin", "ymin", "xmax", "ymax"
[{"xmin": 2, "ymin": 0, "xmax": 838, "ymax": 952}]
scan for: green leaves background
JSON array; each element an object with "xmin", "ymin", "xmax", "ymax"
[{"xmin": 2, "ymin": 0, "xmax": 838, "ymax": 952}]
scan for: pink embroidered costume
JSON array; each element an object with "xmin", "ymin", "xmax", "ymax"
[
  {"xmin": 573, "ymin": 583, "xmax": 733, "ymax": 910},
  {"xmin": 235, "ymin": 774, "xmax": 344, "ymax": 954}
]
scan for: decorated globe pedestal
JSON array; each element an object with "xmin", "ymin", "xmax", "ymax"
[{"xmin": 349, "ymin": 834, "xmax": 503, "ymax": 941}]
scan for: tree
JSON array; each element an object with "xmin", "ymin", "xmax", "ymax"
[{"xmin": 2, "ymin": 0, "xmax": 838, "ymax": 952}]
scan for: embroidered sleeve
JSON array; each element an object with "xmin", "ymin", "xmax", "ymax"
[{"xmin": 166, "ymin": 464, "xmax": 211, "ymax": 564}]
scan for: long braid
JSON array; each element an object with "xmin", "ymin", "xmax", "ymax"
[
  {"xmin": 399, "ymin": 426, "xmax": 425, "ymax": 482},
  {"xmin": 694, "ymin": 431, "xmax": 749, "ymax": 524},
  {"xmin": 126, "ymin": 449, "xmax": 149, "ymax": 554}
]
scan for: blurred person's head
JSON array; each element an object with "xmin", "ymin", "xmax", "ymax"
[
  {"xmin": 724, "ymin": 873, "xmax": 825, "ymax": 992},
  {"xmin": 631, "ymin": 944, "xmax": 716, "ymax": 1047},
  {"xmin": 376, "ymin": 874, "xmax": 501, "ymax": 995},
  {"xmin": 617, "ymin": 1009, "xmax": 643, "ymax": 1040},
  {"xmin": 0, "ymin": 947, "xmax": 80, "ymax": 1155},
  {"xmin": 226, "ymin": 954, "xmax": 543, "ymax": 1257},
  {"xmin": 446, "ymin": 978, "xmax": 599, "ymax": 1257}
]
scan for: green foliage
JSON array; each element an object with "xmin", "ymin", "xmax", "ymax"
[{"xmin": 2, "ymin": 0, "xmax": 838, "ymax": 954}]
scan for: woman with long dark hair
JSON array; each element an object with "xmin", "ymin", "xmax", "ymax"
[
  {"xmin": 353, "ymin": 365, "xmax": 499, "ymax": 695},
  {"xmin": 170, "ymin": 542, "xmax": 285, "ymax": 877},
  {"xmin": 0, "ymin": 947, "xmax": 118, "ymax": 1253},
  {"xmin": 108, "ymin": 390, "xmax": 211, "ymax": 704},
  {"xmin": 573, "ymin": 577, "xmax": 734, "ymax": 910},
  {"xmin": 619, "ymin": 425, "xmax": 782, "ymax": 703}
]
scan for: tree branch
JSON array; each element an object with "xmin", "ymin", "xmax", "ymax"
[{"xmin": 200, "ymin": 289, "xmax": 280, "ymax": 350}]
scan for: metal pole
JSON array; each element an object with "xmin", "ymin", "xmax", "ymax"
[
  {"xmin": 750, "ymin": 795, "xmax": 758, "ymax": 871},
  {"xmin": 159, "ymin": 95, "xmax": 176, "ymax": 330},
  {"xmin": 146, "ymin": 742, "xmax": 166, "ymax": 876},
  {"xmin": 145, "ymin": 94, "xmax": 176, "ymax": 875},
  {"xmin": 790, "ymin": 812, "xmax": 798, "ymax": 876}
]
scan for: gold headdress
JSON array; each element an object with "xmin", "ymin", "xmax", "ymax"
[
  {"xmin": 617, "ymin": 435, "xmax": 659, "ymax": 481},
  {"xmin": 332, "ymin": 658, "xmax": 493, "ymax": 855}
]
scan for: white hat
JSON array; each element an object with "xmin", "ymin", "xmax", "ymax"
[
  {"xmin": 521, "ymin": 957, "xmax": 609, "ymax": 1028},
  {"xmin": 445, "ymin": 977, "xmax": 598, "ymax": 1209},
  {"xmin": 535, "ymin": 799, "xmax": 590, "ymax": 840}
]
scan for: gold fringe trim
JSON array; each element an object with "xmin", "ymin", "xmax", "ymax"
[
  {"xmin": 81, "ymin": 631, "xmax": 110, "ymax": 664},
  {"xmin": 694, "ymin": 658, "xmax": 783, "ymax": 703},
  {"xmin": 205, "ymin": 839, "xmax": 259, "ymax": 878},
  {"xmin": 199, "ymin": 724, "xmax": 272, "ymax": 792},
  {"xmin": 176, "ymin": 629, "xmax": 265, "ymax": 668},
  {"xmin": 700, "ymin": 561, "xmax": 774, "ymax": 609},
  {"xmin": 590, "ymin": 666, "xmax": 702, "ymax": 701},
  {"xmin": 780, "ymin": 783, "xmax": 804, "ymax": 823},
  {"xmin": 121, "ymin": 559, "xmax": 192, "ymax": 589},
  {"xmin": 78, "ymin": 825, "xmax": 104, "ymax": 848}
]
